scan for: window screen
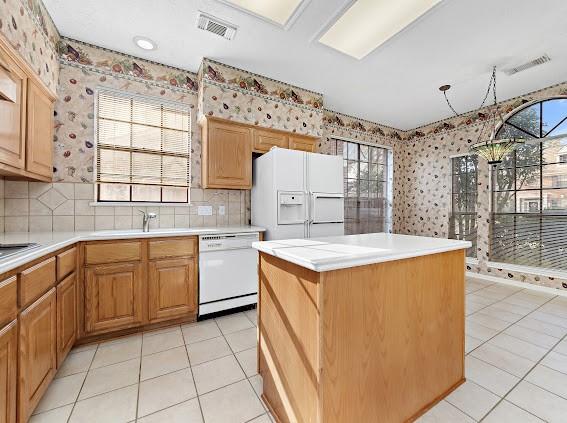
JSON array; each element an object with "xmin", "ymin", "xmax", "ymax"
[{"xmin": 95, "ymin": 89, "xmax": 191, "ymax": 203}]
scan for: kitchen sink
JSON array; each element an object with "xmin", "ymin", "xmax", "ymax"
[{"xmin": 0, "ymin": 243, "xmax": 40, "ymax": 259}]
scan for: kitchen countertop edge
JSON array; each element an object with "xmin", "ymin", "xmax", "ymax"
[{"xmin": 0, "ymin": 226, "xmax": 265, "ymax": 275}]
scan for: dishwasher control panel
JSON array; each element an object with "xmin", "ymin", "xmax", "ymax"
[{"xmin": 199, "ymin": 232, "xmax": 260, "ymax": 252}]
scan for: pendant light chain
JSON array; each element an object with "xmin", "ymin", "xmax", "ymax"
[{"xmin": 439, "ymin": 66, "xmax": 524, "ymax": 164}]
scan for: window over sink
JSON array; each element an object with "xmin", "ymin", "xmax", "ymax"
[{"xmin": 95, "ymin": 88, "xmax": 191, "ymax": 203}]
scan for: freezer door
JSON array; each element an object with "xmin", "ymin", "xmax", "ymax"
[
  {"xmin": 273, "ymin": 148, "xmax": 306, "ymax": 192},
  {"xmin": 307, "ymin": 153, "xmax": 343, "ymax": 194},
  {"xmin": 308, "ymin": 222, "xmax": 344, "ymax": 238}
]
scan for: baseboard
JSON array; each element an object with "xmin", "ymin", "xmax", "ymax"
[{"xmin": 466, "ymin": 271, "xmax": 567, "ymax": 298}]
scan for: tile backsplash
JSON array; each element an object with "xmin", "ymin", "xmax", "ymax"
[{"xmin": 0, "ymin": 179, "xmax": 249, "ymax": 233}]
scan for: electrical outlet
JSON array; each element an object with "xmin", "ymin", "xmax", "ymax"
[
  {"xmin": 198, "ymin": 205, "xmax": 213, "ymax": 216},
  {"xmin": 218, "ymin": 205, "xmax": 225, "ymax": 215}
]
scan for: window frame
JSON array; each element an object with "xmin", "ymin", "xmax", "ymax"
[
  {"xmin": 449, "ymin": 154, "xmax": 478, "ymax": 258},
  {"xmin": 93, "ymin": 87, "xmax": 192, "ymax": 205},
  {"xmin": 491, "ymin": 96, "xmax": 567, "ymax": 271},
  {"xmin": 332, "ymin": 137, "xmax": 393, "ymax": 234}
]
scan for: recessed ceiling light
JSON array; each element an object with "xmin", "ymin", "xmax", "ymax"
[
  {"xmin": 219, "ymin": 0, "xmax": 306, "ymax": 27},
  {"xmin": 133, "ymin": 36, "xmax": 157, "ymax": 51},
  {"xmin": 319, "ymin": 0, "xmax": 442, "ymax": 59}
]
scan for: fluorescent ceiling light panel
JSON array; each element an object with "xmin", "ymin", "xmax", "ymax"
[
  {"xmin": 319, "ymin": 0, "xmax": 442, "ymax": 59},
  {"xmin": 222, "ymin": 0, "xmax": 303, "ymax": 26}
]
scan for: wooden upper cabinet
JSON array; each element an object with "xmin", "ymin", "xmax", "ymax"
[
  {"xmin": 0, "ymin": 321, "xmax": 17, "ymax": 423},
  {"xmin": 202, "ymin": 117, "xmax": 252, "ymax": 189},
  {"xmin": 148, "ymin": 257, "xmax": 197, "ymax": 322},
  {"xmin": 57, "ymin": 272, "xmax": 77, "ymax": 366},
  {"xmin": 19, "ymin": 289, "xmax": 57, "ymax": 423},
  {"xmin": 252, "ymin": 128, "xmax": 288, "ymax": 153},
  {"xmin": 26, "ymin": 80, "xmax": 54, "ymax": 179},
  {"xmin": 289, "ymin": 134, "xmax": 318, "ymax": 152},
  {"xmin": 0, "ymin": 45, "xmax": 26, "ymax": 171},
  {"xmin": 85, "ymin": 262, "xmax": 144, "ymax": 335}
]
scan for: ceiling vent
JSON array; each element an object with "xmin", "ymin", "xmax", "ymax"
[
  {"xmin": 504, "ymin": 54, "xmax": 551, "ymax": 76},
  {"xmin": 197, "ymin": 12, "xmax": 237, "ymax": 40}
]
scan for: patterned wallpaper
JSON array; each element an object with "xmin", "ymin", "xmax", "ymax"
[
  {"xmin": 54, "ymin": 38, "xmax": 201, "ymax": 185},
  {"xmin": 401, "ymin": 80, "xmax": 567, "ymax": 290},
  {"xmin": 199, "ymin": 58, "xmax": 324, "ymax": 137},
  {"xmin": 0, "ymin": 0, "xmax": 59, "ymax": 93},
  {"xmin": 1, "ymin": 0, "xmax": 566, "ymax": 290}
]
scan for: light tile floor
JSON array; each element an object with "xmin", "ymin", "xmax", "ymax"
[{"xmin": 30, "ymin": 278, "xmax": 567, "ymax": 422}]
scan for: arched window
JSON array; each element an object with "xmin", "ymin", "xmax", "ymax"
[{"xmin": 491, "ymin": 97, "xmax": 567, "ymax": 271}]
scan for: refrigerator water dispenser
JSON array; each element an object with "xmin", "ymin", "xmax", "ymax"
[{"xmin": 278, "ymin": 192, "xmax": 306, "ymax": 225}]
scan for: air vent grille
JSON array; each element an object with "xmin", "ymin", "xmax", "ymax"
[
  {"xmin": 197, "ymin": 13, "xmax": 237, "ymax": 40},
  {"xmin": 504, "ymin": 54, "xmax": 551, "ymax": 76}
]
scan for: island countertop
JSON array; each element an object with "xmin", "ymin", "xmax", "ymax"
[{"xmin": 253, "ymin": 232, "xmax": 471, "ymax": 272}]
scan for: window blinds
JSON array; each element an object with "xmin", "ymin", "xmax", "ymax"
[{"xmin": 95, "ymin": 89, "xmax": 191, "ymax": 202}]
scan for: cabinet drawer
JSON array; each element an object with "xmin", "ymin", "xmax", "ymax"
[
  {"xmin": 149, "ymin": 238, "xmax": 197, "ymax": 259},
  {"xmin": 85, "ymin": 241, "xmax": 142, "ymax": 265},
  {"xmin": 0, "ymin": 276, "xmax": 17, "ymax": 327},
  {"xmin": 57, "ymin": 247, "xmax": 77, "ymax": 280},
  {"xmin": 20, "ymin": 257, "xmax": 56, "ymax": 308}
]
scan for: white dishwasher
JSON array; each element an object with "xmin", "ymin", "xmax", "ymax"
[{"xmin": 198, "ymin": 232, "xmax": 259, "ymax": 316}]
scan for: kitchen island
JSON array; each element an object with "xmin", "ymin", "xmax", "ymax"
[{"xmin": 253, "ymin": 233, "xmax": 471, "ymax": 423}]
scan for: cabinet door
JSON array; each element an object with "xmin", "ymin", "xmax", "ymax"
[
  {"xmin": 204, "ymin": 119, "xmax": 252, "ymax": 189},
  {"xmin": 26, "ymin": 80, "xmax": 54, "ymax": 178},
  {"xmin": 57, "ymin": 273, "xmax": 77, "ymax": 366},
  {"xmin": 289, "ymin": 134, "xmax": 317, "ymax": 153},
  {"xmin": 85, "ymin": 263, "xmax": 144, "ymax": 334},
  {"xmin": 0, "ymin": 321, "xmax": 17, "ymax": 423},
  {"xmin": 252, "ymin": 128, "xmax": 288, "ymax": 153},
  {"xmin": 148, "ymin": 257, "xmax": 197, "ymax": 322},
  {"xmin": 0, "ymin": 48, "xmax": 26, "ymax": 170},
  {"xmin": 19, "ymin": 289, "xmax": 57, "ymax": 423}
]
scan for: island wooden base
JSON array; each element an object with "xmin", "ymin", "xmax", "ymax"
[{"xmin": 258, "ymin": 249, "xmax": 465, "ymax": 423}]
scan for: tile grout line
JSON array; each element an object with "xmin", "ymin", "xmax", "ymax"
[
  {"xmin": 182, "ymin": 320, "xmax": 207, "ymax": 423},
  {"xmin": 466, "ymin": 288, "xmax": 558, "ymax": 356},
  {"xmin": 443, "ymin": 287, "xmax": 558, "ymax": 421},
  {"xmin": 134, "ymin": 329, "xmax": 145, "ymax": 421},
  {"xmin": 466, "ymin": 294, "xmax": 563, "ymax": 421},
  {"xmin": 217, "ymin": 313, "xmax": 268, "ymax": 422},
  {"xmin": 478, "ymin": 331, "xmax": 567, "ymax": 422},
  {"xmin": 66, "ymin": 343, "xmax": 100, "ymax": 422}
]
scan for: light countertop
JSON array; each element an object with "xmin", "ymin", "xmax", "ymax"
[
  {"xmin": 253, "ymin": 233, "xmax": 471, "ymax": 272},
  {"xmin": 0, "ymin": 226, "xmax": 265, "ymax": 274}
]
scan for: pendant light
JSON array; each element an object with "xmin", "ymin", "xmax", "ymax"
[{"xmin": 440, "ymin": 67, "xmax": 524, "ymax": 165}]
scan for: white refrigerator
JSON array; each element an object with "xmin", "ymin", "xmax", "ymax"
[{"xmin": 252, "ymin": 148, "xmax": 344, "ymax": 240}]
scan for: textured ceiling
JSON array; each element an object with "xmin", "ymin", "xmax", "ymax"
[{"xmin": 44, "ymin": 0, "xmax": 567, "ymax": 130}]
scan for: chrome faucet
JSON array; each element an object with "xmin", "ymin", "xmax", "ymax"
[{"xmin": 139, "ymin": 210, "xmax": 157, "ymax": 232}]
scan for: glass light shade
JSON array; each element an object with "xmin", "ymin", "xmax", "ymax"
[{"xmin": 470, "ymin": 138, "xmax": 524, "ymax": 165}]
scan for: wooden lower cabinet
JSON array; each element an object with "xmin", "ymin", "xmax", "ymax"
[
  {"xmin": 148, "ymin": 257, "xmax": 197, "ymax": 322},
  {"xmin": 85, "ymin": 263, "xmax": 144, "ymax": 335},
  {"xmin": 0, "ymin": 320, "xmax": 17, "ymax": 423},
  {"xmin": 56, "ymin": 273, "xmax": 77, "ymax": 366},
  {"xmin": 18, "ymin": 289, "xmax": 57, "ymax": 423}
]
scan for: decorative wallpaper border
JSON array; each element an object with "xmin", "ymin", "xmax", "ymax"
[
  {"xmin": 405, "ymin": 80, "xmax": 567, "ymax": 141},
  {"xmin": 323, "ymin": 109, "xmax": 403, "ymax": 140},
  {"xmin": 202, "ymin": 58, "xmax": 324, "ymax": 111},
  {"xmin": 58, "ymin": 38, "xmax": 199, "ymax": 94}
]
